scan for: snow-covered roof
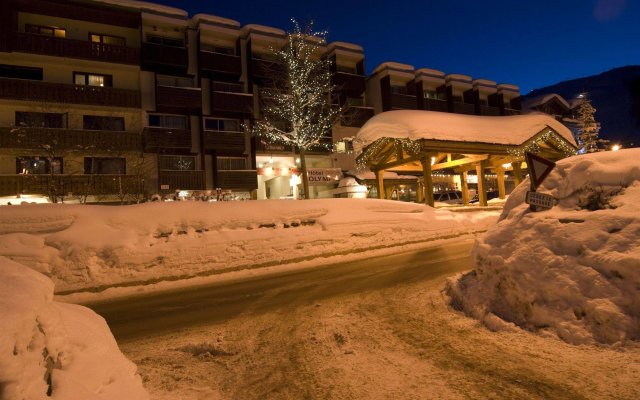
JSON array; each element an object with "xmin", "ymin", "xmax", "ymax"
[
  {"xmin": 193, "ymin": 14, "xmax": 240, "ymax": 28},
  {"xmin": 90, "ymin": 0, "xmax": 187, "ymax": 18},
  {"xmin": 372, "ymin": 62, "xmax": 415, "ymax": 75},
  {"xmin": 497, "ymin": 83, "xmax": 520, "ymax": 93},
  {"xmin": 327, "ymin": 41, "xmax": 364, "ymax": 53},
  {"xmin": 473, "ymin": 79, "xmax": 497, "ymax": 87},
  {"xmin": 241, "ymin": 24, "xmax": 285, "ymax": 37},
  {"xmin": 446, "ymin": 74, "xmax": 472, "ymax": 82},
  {"xmin": 355, "ymin": 110, "xmax": 577, "ymax": 148},
  {"xmin": 416, "ymin": 68, "xmax": 445, "ymax": 78},
  {"xmin": 522, "ymin": 93, "xmax": 571, "ymax": 111}
]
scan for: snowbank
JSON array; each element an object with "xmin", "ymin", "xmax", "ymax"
[
  {"xmin": 0, "ymin": 199, "xmax": 497, "ymax": 293},
  {"xmin": 447, "ymin": 149, "xmax": 640, "ymax": 345},
  {"xmin": 0, "ymin": 257, "xmax": 148, "ymax": 399}
]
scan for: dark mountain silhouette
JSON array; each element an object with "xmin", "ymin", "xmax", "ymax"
[{"xmin": 524, "ymin": 65, "xmax": 640, "ymax": 146}]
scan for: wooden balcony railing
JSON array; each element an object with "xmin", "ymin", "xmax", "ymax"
[
  {"xmin": 12, "ymin": 32, "xmax": 139, "ymax": 65},
  {"xmin": 158, "ymin": 170, "xmax": 205, "ymax": 191},
  {"xmin": 155, "ymin": 85, "xmax": 202, "ymax": 114},
  {"xmin": 0, "ymin": 127, "xmax": 141, "ymax": 152},
  {"xmin": 391, "ymin": 93, "xmax": 418, "ymax": 110},
  {"xmin": 142, "ymin": 42, "xmax": 188, "ymax": 73},
  {"xmin": 423, "ymin": 98, "xmax": 448, "ymax": 112},
  {"xmin": 211, "ymin": 91, "xmax": 253, "ymax": 116},
  {"xmin": 479, "ymin": 105, "xmax": 500, "ymax": 116},
  {"xmin": 0, "ymin": 77, "xmax": 141, "ymax": 108},
  {"xmin": 453, "ymin": 102, "xmax": 476, "ymax": 115},
  {"xmin": 341, "ymin": 106, "xmax": 374, "ymax": 128},
  {"xmin": 203, "ymin": 131, "xmax": 246, "ymax": 154},
  {"xmin": 216, "ymin": 170, "xmax": 258, "ymax": 190},
  {"xmin": 0, "ymin": 174, "xmax": 144, "ymax": 196},
  {"xmin": 142, "ymin": 127, "xmax": 192, "ymax": 153},
  {"xmin": 199, "ymin": 51, "xmax": 242, "ymax": 78},
  {"xmin": 251, "ymin": 58, "xmax": 284, "ymax": 82},
  {"xmin": 333, "ymin": 71, "xmax": 366, "ymax": 97}
]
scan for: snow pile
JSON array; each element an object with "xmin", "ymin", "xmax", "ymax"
[
  {"xmin": 0, "ymin": 199, "xmax": 497, "ymax": 293},
  {"xmin": 447, "ymin": 149, "xmax": 640, "ymax": 345},
  {"xmin": 0, "ymin": 257, "xmax": 148, "ymax": 400}
]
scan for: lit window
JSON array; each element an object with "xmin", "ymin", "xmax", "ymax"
[
  {"xmin": 90, "ymin": 33, "xmax": 126, "ymax": 46},
  {"xmin": 73, "ymin": 72, "xmax": 112, "ymax": 87},
  {"xmin": 26, "ymin": 24, "xmax": 65, "ymax": 38}
]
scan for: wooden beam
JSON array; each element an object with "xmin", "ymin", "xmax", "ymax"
[
  {"xmin": 512, "ymin": 162, "xmax": 522, "ymax": 187},
  {"xmin": 373, "ymin": 154, "xmax": 424, "ymax": 172},
  {"xmin": 431, "ymin": 154, "xmax": 488, "ymax": 170},
  {"xmin": 421, "ymin": 157, "xmax": 434, "ymax": 207},
  {"xmin": 375, "ymin": 170, "xmax": 385, "ymax": 199},
  {"xmin": 497, "ymin": 168, "xmax": 506, "ymax": 199},
  {"xmin": 476, "ymin": 161, "xmax": 487, "ymax": 206},
  {"xmin": 461, "ymin": 171, "xmax": 469, "ymax": 205}
]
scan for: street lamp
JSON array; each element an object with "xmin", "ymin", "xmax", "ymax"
[{"xmin": 611, "ymin": 144, "xmax": 621, "ymax": 151}]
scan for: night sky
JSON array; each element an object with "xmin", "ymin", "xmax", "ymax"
[{"xmin": 156, "ymin": 0, "xmax": 639, "ymax": 94}]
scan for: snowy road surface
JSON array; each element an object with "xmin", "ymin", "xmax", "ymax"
[{"xmin": 89, "ymin": 239, "xmax": 640, "ymax": 400}]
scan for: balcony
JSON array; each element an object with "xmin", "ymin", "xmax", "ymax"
[
  {"xmin": 142, "ymin": 42, "xmax": 188, "ymax": 74},
  {"xmin": 199, "ymin": 51, "xmax": 242, "ymax": 80},
  {"xmin": 453, "ymin": 102, "xmax": 476, "ymax": 115},
  {"xmin": 11, "ymin": 32, "xmax": 139, "ymax": 65},
  {"xmin": 479, "ymin": 105, "xmax": 500, "ymax": 116},
  {"xmin": 0, "ymin": 174, "xmax": 144, "ymax": 196},
  {"xmin": 216, "ymin": 170, "xmax": 258, "ymax": 190},
  {"xmin": 391, "ymin": 93, "xmax": 417, "ymax": 110},
  {"xmin": 211, "ymin": 90, "xmax": 253, "ymax": 116},
  {"xmin": 155, "ymin": 85, "xmax": 202, "ymax": 114},
  {"xmin": 158, "ymin": 170, "xmax": 205, "ymax": 191},
  {"xmin": 341, "ymin": 106, "xmax": 374, "ymax": 128},
  {"xmin": 142, "ymin": 127, "xmax": 192, "ymax": 153},
  {"xmin": 333, "ymin": 72, "xmax": 366, "ymax": 97},
  {"xmin": 423, "ymin": 98, "xmax": 448, "ymax": 113},
  {"xmin": 0, "ymin": 127, "xmax": 141, "ymax": 152},
  {"xmin": 503, "ymin": 108, "xmax": 521, "ymax": 116},
  {"xmin": 203, "ymin": 131, "xmax": 246, "ymax": 154},
  {"xmin": 0, "ymin": 78, "xmax": 141, "ymax": 108},
  {"xmin": 251, "ymin": 58, "xmax": 284, "ymax": 82}
]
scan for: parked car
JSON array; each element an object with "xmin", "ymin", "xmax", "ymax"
[
  {"xmin": 469, "ymin": 191, "xmax": 500, "ymax": 203},
  {"xmin": 434, "ymin": 191, "xmax": 463, "ymax": 205}
]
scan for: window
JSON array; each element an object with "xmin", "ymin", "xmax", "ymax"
[
  {"xmin": 217, "ymin": 157, "xmax": 246, "ymax": 170},
  {"xmin": 158, "ymin": 155, "xmax": 196, "ymax": 171},
  {"xmin": 73, "ymin": 72, "xmax": 112, "ymax": 87},
  {"xmin": 146, "ymin": 34, "xmax": 184, "ymax": 47},
  {"xmin": 212, "ymin": 81, "xmax": 243, "ymax": 93},
  {"xmin": 83, "ymin": 115, "xmax": 125, "ymax": 131},
  {"xmin": 334, "ymin": 140, "xmax": 354, "ymax": 154},
  {"xmin": 15, "ymin": 112, "xmax": 65, "ymax": 128},
  {"xmin": 25, "ymin": 24, "xmax": 65, "ymax": 38},
  {"xmin": 424, "ymin": 90, "xmax": 444, "ymax": 100},
  {"xmin": 148, "ymin": 114, "xmax": 188, "ymax": 129},
  {"xmin": 84, "ymin": 157, "xmax": 126, "ymax": 174},
  {"xmin": 0, "ymin": 64, "xmax": 43, "ymax": 80},
  {"xmin": 90, "ymin": 33, "xmax": 126, "ymax": 46},
  {"xmin": 16, "ymin": 157, "xmax": 62, "ymax": 174},
  {"xmin": 156, "ymin": 74, "xmax": 194, "ymax": 88},
  {"xmin": 204, "ymin": 118, "xmax": 241, "ymax": 132}
]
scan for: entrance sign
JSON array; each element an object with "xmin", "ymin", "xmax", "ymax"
[
  {"xmin": 525, "ymin": 191, "xmax": 555, "ymax": 210},
  {"xmin": 306, "ymin": 168, "xmax": 342, "ymax": 186},
  {"xmin": 525, "ymin": 152, "xmax": 556, "ymax": 190}
]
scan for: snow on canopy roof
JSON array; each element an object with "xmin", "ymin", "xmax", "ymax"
[
  {"xmin": 90, "ymin": 0, "xmax": 187, "ymax": 17},
  {"xmin": 372, "ymin": 62, "xmax": 415, "ymax": 75},
  {"xmin": 355, "ymin": 110, "xmax": 577, "ymax": 149},
  {"xmin": 522, "ymin": 93, "xmax": 571, "ymax": 110},
  {"xmin": 193, "ymin": 14, "xmax": 240, "ymax": 28}
]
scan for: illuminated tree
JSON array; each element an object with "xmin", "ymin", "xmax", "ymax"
[
  {"xmin": 576, "ymin": 94, "xmax": 608, "ymax": 153},
  {"xmin": 251, "ymin": 20, "xmax": 342, "ymax": 199}
]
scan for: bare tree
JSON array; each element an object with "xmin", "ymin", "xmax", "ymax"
[{"xmin": 250, "ymin": 20, "xmax": 343, "ymax": 199}]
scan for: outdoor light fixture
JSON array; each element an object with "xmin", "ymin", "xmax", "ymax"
[{"xmin": 611, "ymin": 144, "xmax": 621, "ymax": 151}]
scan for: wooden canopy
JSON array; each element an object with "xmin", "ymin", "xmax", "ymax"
[{"xmin": 356, "ymin": 115, "xmax": 577, "ymax": 206}]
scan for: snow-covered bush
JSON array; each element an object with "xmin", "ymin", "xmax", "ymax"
[
  {"xmin": 0, "ymin": 257, "xmax": 148, "ymax": 400},
  {"xmin": 447, "ymin": 149, "xmax": 640, "ymax": 345}
]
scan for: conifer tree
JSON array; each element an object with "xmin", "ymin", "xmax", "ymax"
[
  {"xmin": 575, "ymin": 95, "xmax": 607, "ymax": 153},
  {"xmin": 251, "ymin": 20, "xmax": 342, "ymax": 199}
]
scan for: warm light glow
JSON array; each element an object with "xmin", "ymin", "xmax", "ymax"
[
  {"xmin": 502, "ymin": 163, "xmax": 512, "ymax": 169},
  {"xmin": 290, "ymin": 174, "xmax": 300, "ymax": 186},
  {"xmin": 281, "ymin": 166, "xmax": 289, "ymax": 175},
  {"xmin": 264, "ymin": 167, "xmax": 273, "ymax": 176},
  {"xmin": 611, "ymin": 144, "xmax": 621, "ymax": 151},
  {"xmin": 431, "ymin": 156, "xmax": 436, "ymax": 166}
]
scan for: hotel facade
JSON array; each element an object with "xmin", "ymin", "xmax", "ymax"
[{"xmin": 0, "ymin": 0, "xmax": 521, "ymax": 202}]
